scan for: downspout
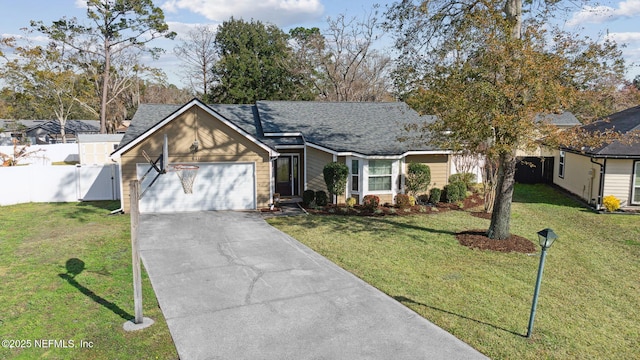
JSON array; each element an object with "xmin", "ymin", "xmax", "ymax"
[{"xmin": 590, "ymin": 157, "xmax": 605, "ymax": 210}]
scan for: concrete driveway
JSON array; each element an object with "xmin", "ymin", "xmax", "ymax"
[{"xmin": 138, "ymin": 211, "xmax": 487, "ymax": 360}]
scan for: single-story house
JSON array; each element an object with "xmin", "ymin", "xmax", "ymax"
[
  {"xmin": 111, "ymin": 98, "xmax": 454, "ymax": 213},
  {"xmin": 553, "ymin": 105, "xmax": 640, "ymax": 209},
  {"xmin": 26, "ymin": 120, "xmax": 100, "ymax": 144},
  {"xmin": 514, "ymin": 112, "xmax": 581, "ymax": 184}
]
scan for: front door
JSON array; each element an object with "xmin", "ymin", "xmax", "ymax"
[{"xmin": 275, "ymin": 156, "xmax": 299, "ymax": 196}]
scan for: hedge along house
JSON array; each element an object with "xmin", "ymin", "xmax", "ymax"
[
  {"xmin": 553, "ymin": 105, "xmax": 640, "ymax": 209},
  {"xmin": 112, "ymin": 99, "xmax": 453, "ymax": 213}
]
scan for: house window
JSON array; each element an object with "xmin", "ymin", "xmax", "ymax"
[
  {"xmin": 368, "ymin": 160, "xmax": 392, "ymax": 191},
  {"xmin": 351, "ymin": 159, "xmax": 359, "ymax": 192},
  {"xmin": 559, "ymin": 151, "xmax": 565, "ymax": 178},
  {"xmin": 633, "ymin": 161, "xmax": 640, "ymax": 205}
]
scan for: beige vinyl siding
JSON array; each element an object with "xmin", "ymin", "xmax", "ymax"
[
  {"xmin": 120, "ymin": 106, "xmax": 271, "ymax": 213},
  {"xmin": 404, "ymin": 154, "xmax": 450, "ymax": 191},
  {"xmin": 306, "ymin": 147, "xmax": 333, "ymax": 193},
  {"xmin": 603, "ymin": 159, "xmax": 633, "ymax": 206},
  {"xmin": 553, "ymin": 150, "xmax": 601, "ymax": 204}
]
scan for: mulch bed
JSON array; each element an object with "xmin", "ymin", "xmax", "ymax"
[
  {"xmin": 456, "ymin": 230, "xmax": 537, "ymax": 253},
  {"xmin": 304, "ymin": 192, "xmax": 487, "ymax": 216}
]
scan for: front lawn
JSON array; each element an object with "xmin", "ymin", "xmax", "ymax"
[
  {"xmin": 268, "ymin": 184, "xmax": 640, "ymax": 359},
  {"xmin": 0, "ymin": 202, "xmax": 178, "ymax": 360}
]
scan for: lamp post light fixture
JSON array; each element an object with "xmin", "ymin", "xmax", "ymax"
[{"xmin": 526, "ymin": 228, "xmax": 558, "ymax": 338}]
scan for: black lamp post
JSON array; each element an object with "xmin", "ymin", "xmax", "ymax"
[{"xmin": 526, "ymin": 228, "xmax": 557, "ymax": 338}]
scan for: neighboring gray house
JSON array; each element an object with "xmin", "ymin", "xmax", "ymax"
[
  {"xmin": 111, "ymin": 99, "xmax": 453, "ymax": 213},
  {"xmin": 26, "ymin": 120, "xmax": 100, "ymax": 144},
  {"xmin": 554, "ymin": 105, "xmax": 640, "ymax": 209},
  {"xmin": 514, "ymin": 112, "xmax": 581, "ymax": 183}
]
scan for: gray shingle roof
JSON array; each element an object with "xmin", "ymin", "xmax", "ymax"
[
  {"xmin": 118, "ymin": 100, "xmax": 441, "ymax": 156},
  {"xmin": 26, "ymin": 119, "xmax": 99, "ymax": 134},
  {"xmin": 256, "ymin": 101, "xmax": 438, "ymax": 155},
  {"xmin": 570, "ymin": 105, "xmax": 640, "ymax": 157},
  {"xmin": 535, "ymin": 112, "xmax": 580, "ymax": 127}
]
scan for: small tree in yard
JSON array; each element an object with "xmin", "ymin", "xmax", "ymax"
[
  {"xmin": 0, "ymin": 139, "xmax": 45, "ymax": 166},
  {"xmin": 323, "ymin": 162, "xmax": 349, "ymax": 202},
  {"xmin": 405, "ymin": 163, "xmax": 430, "ymax": 197}
]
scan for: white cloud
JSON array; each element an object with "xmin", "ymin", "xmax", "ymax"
[
  {"xmin": 161, "ymin": 0, "xmax": 324, "ymax": 27},
  {"xmin": 567, "ymin": 0, "xmax": 640, "ymax": 26},
  {"xmin": 605, "ymin": 31, "xmax": 640, "ymax": 43}
]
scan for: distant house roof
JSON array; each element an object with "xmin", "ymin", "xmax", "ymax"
[
  {"xmin": 77, "ymin": 133, "xmax": 124, "ymax": 143},
  {"xmin": 536, "ymin": 112, "xmax": 581, "ymax": 127},
  {"xmin": 118, "ymin": 100, "xmax": 443, "ymax": 157},
  {"xmin": 26, "ymin": 120, "xmax": 100, "ymax": 135},
  {"xmin": 566, "ymin": 105, "xmax": 640, "ymax": 158}
]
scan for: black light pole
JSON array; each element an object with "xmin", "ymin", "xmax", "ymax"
[{"xmin": 526, "ymin": 228, "xmax": 557, "ymax": 338}]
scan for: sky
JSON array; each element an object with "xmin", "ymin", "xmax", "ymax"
[{"xmin": 1, "ymin": 0, "xmax": 640, "ymax": 87}]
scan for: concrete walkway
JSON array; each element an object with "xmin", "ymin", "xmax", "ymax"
[{"xmin": 138, "ymin": 211, "xmax": 488, "ymax": 360}]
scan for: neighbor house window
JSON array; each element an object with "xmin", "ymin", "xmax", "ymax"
[
  {"xmin": 559, "ymin": 151, "xmax": 565, "ymax": 178},
  {"xmin": 633, "ymin": 161, "xmax": 640, "ymax": 204},
  {"xmin": 351, "ymin": 159, "xmax": 359, "ymax": 192},
  {"xmin": 368, "ymin": 160, "xmax": 392, "ymax": 191}
]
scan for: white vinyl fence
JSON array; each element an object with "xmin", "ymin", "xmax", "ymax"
[
  {"xmin": 0, "ymin": 143, "xmax": 79, "ymax": 165},
  {"xmin": 0, "ymin": 164, "xmax": 120, "ymax": 206}
]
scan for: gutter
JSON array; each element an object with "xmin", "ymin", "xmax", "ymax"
[{"xmin": 590, "ymin": 157, "xmax": 605, "ymax": 210}]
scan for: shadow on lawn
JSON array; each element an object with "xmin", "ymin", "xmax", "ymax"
[
  {"xmin": 307, "ymin": 215, "xmax": 457, "ymax": 237},
  {"xmin": 512, "ymin": 184, "xmax": 585, "ymax": 209},
  {"xmin": 49, "ymin": 201, "xmax": 121, "ymax": 222},
  {"xmin": 59, "ymin": 258, "xmax": 134, "ymax": 321},
  {"xmin": 393, "ymin": 295, "xmax": 525, "ymax": 338}
]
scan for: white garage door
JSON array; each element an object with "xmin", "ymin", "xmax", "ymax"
[{"xmin": 136, "ymin": 162, "xmax": 256, "ymax": 213}]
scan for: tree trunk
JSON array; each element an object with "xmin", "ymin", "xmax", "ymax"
[
  {"xmin": 487, "ymin": 150, "xmax": 518, "ymax": 240},
  {"xmin": 100, "ymin": 36, "xmax": 110, "ymax": 134}
]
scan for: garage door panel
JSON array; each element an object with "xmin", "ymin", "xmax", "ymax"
[{"xmin": 137, "ymin": 163, "xmax": 256, "ymax": 213}]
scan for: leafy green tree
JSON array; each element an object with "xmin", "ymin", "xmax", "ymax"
[
  {"xmin": 210, "ymin": 18, "xmax": 314, "ymax": 103},
  {"xmin": 323, "ymin": 162, "xmax": 349, "ymax": 202},
  {"xmin": 385, "ymin": 0, "xmax": 627, "ymax": 239},
  {"xmin": 0, "ymin": 35, "xmax": 95, "ymax": 141},
  {"xmin": 33, "ymin": 0, "xmax": 175, "ymax": 133}
]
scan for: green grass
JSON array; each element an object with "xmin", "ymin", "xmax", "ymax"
[
  {"xmin": 268, "ymin": 184, "xmax": 640, "ymax": 360},
  {"xmin": 0, "ymin": 202, "xmax": 178, "ymax": 360}
]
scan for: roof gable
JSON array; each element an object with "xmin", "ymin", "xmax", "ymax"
[{"xmin": 112, "ymin": 99, "xmax": 277, "ymax": 157}]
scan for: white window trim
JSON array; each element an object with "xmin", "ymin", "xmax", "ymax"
[
  {"xmin": 362, "ymin": 159, "xmax": 400, "ymax": 201},
  {"xmin": 632, "ymin": 161, "xmax": 640, "ymax": 205},
  {"xmin": 559, "ymin": 151, "xmax": 565, "ymax": 179}
]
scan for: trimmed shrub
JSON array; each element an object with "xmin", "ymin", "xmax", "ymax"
[
  {"xmin": 603, "ymin": 195, "xmax": 621, "ymax": 212},
  {"xmin": 449, "ymin": 173, "xmax": 477, "ymax": 190},
  {"xmin": 315, "ymin": 190, "xmax": 328, "ymax": 206},
  {"xmin": 445, "ymin": 183, "xmax": 461, "ymax": 203},
  {"xmin": 363, "ymin": 195, "xmax": 380, "ymax": 210},
  {"xmin": 395, "ymin": 194, "xmax": 412, "ymax": 208},
  {"xmin": 454, "ymin": 181, "xmax": 467, "ymax": 199},
  {"xmin": 323, "ymin": 162, "xmax": 349, "ymax": 200},
  {"xmin": 346, "ymin": 197, "xmax": 356, "ymax": 208},
  {"xmin": 406, "ymin": 163, "xmax": 431, "ymax": 196},
  {"xmin": 429, "ymin": 188, "xmax": 442, "ymax": 204},
  {"xmin": 408, "ymin": 196, "xmax": 416, "ymax": 206},
  {"xmin": 302, "ymin": 190, "xmax": 315, "ymax": 206}
]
